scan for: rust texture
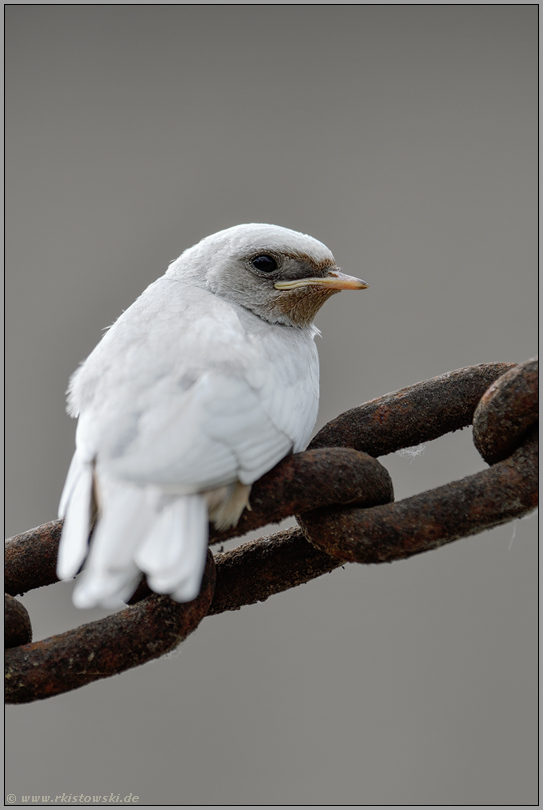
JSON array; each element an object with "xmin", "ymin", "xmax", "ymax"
[
  {"xmin": 209, "ymin": 447, "xmax": 394, "ymax": 544},
  {"xmin": 4, "ymin": 360, "xmax": 538, "ymax": 702},
  {"xmin": 5, "ymin": 519, "xmax": 63, "ymax": 596},
  {"xmin": 5, "ymin": 551, "xmax": 215, "ymax": 704},
  {"xmin": 5, "ymin": 595, "xmax": 33, "ymax": 648},
  {"xmin": 473, "ymin": 358, "xmax": 538, "ymax": 464},
  {"xmin": 299, "ymin": 428, "xmax": 537, "ymax": 564},
  {"xmin": 210, "ymin": 528, "xmax": 343, "ymax": 615},
  {"xmin": 309, "ymin": 362, "xmax": 515, "ymax": 456}
]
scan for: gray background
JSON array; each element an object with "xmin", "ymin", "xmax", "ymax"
[{"xmin": 5, "ymin": 5, "xmax": 537, "ymax": 806}]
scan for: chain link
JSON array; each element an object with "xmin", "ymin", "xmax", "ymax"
[{"xmin": 5, "ymin": 360, "xmax": 538, "ymax": 703}]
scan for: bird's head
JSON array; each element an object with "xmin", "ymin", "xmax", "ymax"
[{"xmin": 166, "ymin": 223, "xmax": 368, "ymax": 328}]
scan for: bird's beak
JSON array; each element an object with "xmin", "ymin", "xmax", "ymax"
[{"xmin": 274, "ymin": 270, "xmax": 368, "ymax": 292}]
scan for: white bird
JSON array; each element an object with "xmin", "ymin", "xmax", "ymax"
[{"xmin": 57, "ymin": 223, "xmax": 367, "ymax": 608}]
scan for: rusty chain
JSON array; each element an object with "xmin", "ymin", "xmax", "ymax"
[{"xmin": 5, "ymin": 359, "xmax": 538, "ymax": 704}]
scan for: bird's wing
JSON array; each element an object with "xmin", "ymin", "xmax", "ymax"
[
  {"xmin": 70, "ymin": 278, "xmax": 318, "ymax": 492},
  {"xmin": 105, "ymin": 367, "xmax": 295, "ymax": 489}
]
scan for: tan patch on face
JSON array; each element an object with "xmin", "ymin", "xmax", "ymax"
[{"xmin": 271, "ymin": 285, "xmax": 339, "ymax": 327}]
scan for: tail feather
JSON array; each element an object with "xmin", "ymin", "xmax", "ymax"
[
  {"xmin": 59, "ymin": 452, "xmax": 85, "ymax": 519},
  {"xmin": 71, "ymin": 478, "xmax": 155, "ymax": 609},
  {"xmin": 58, "ymin": 457, "xmax": 211, "ymax": 608},
  {"xmin": 57, "ymin": 458, "xmax": 94, "ymax": 580},
  {"xmin": 135, "ymin": 494, "xmax": 208, "ymax": 603}
]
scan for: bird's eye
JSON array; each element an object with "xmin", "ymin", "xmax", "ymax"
[{"xmin": 251, "ymin": 254, "xmax": 278, "ymax": 273}]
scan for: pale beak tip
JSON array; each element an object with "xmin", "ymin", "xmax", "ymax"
[{"xmin": 332, "ymin": 273, "xmax": 369, "ymax": 291}]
